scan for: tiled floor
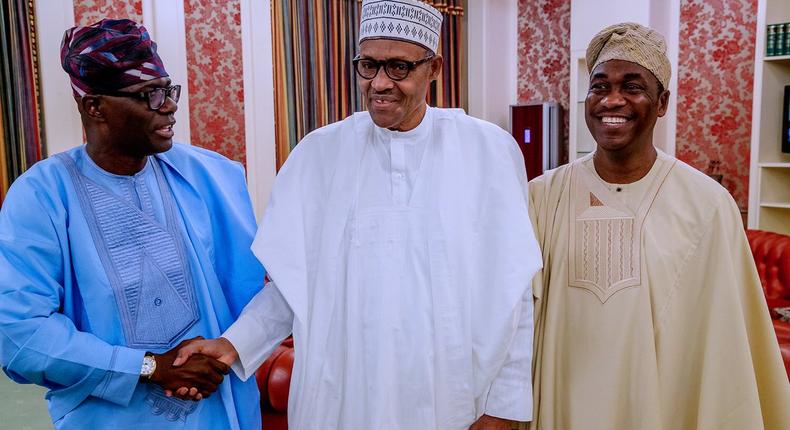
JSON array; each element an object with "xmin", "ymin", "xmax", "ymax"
[{"xmin": 0, "ymin": 374, "xmax": 52, "ymax": 429}]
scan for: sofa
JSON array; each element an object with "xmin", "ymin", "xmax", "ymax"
[
  {"xmin": 255, "ymin": 337, "xmax": 293, "ymax": 430},
  {"xmin": 254, "ymin": 229, "xmax": 790, "ymax": 429},
  {"xmin": 746, "ymin": 229, "xmax": 790, "ymax": 379}
]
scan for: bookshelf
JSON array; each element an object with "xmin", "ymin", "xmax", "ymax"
[
  {"xmin": 765, "ymin": 55, "xmax": 790, "ymax": 62},
  {"xmin": 748, "ymin": 0, "xmax": 790, "ymax": 234}
]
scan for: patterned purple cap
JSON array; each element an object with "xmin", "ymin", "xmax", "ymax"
[{"xmin": 60, "ymin": 19, "xmax": 168, "ymax": 97}]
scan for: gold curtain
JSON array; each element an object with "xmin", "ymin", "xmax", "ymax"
[
  {"xmin": 423, "ymin": 0, "xmax": 464, "ymax": 110},
  {"xmin": 0, "ymin": 0, "xmax": 45, "ymax": 205}
]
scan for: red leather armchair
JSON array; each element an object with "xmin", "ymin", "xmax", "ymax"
[
  {"xmin": 746, "ymin": 229, "xmax": 790, "ymax": 379},
  {"xmin": 255, "ymin": 337, "xmax": 293, "ymax": 430}
]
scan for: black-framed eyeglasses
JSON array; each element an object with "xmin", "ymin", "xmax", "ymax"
[
  {"xmin": 352, "ymin": 55, "xmax": 435, "ymax": 81},
  {"xmin": 100, "ymin": 85, "xmax": 181, "ymax": 111}
]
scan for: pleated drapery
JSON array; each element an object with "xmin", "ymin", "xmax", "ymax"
[
  {"xmin": 424, "ymin": 0, "xmax": 464, "ymax": 114},
  {"xmin": 0, "ymin": 0, "xmax": 45, "ymax": 205},
  {"xmin": 271, "ymin": 0, "xmax": 464, "ymax": 168}
]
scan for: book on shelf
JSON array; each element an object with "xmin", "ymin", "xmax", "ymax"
[
  {"xmin": 784, "ymin": 86, "xmax": 790, "ymax": 154},
  {"xmin": 766, "ymin": 23, "xmax": 790, "ymax": 57},
  {"xmin": 780, "ymin": 23, "xmax": 789, "ymax": 56},
  {"xmin": 785, "ymin": 23, "xmax": 790, "ymax": 56}
]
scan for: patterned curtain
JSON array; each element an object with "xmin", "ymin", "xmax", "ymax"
[
  {"xmin": 425, "ymin": 0, "xmax": 464, "ymax": 112},
  {"xmin": 0, "ymin": 0, "xmax": 45, "ymax": 205},
  {"xmin": 271, "ymin": 0, "xmax": 465, "ymax": 168}
]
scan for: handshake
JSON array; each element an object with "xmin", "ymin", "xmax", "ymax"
[{"xmin": 146, "ymin": 336, "xmax": 239, "ymax": 401}]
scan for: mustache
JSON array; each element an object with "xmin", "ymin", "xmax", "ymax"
[{"xmin": 369, "ymin": 92, "xmax": 398, "ymax": 102}]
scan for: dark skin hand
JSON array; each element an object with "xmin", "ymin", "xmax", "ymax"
[
  {"xmin": 146, "ymin": 337, "xmax": 230, "ymax": 400},
  {"xmin": 469, "ymin": 414, "xmax": 513, "ymax": 430}
]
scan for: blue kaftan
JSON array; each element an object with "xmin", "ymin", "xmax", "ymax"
[{"xmin": 0, "ymin": 144, "xmax": 264, "ymax": 429}]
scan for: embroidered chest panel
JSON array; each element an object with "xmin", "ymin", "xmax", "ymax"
[
  {"xmin": 567, "ymin": 158, "xmax": 674, "ymax": 303},
  {"xmin": 58, "ymin": 154, "xmax": 200, "ymax": 348}
]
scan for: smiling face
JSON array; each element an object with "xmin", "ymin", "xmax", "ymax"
[
  {"xmin": 584, "ymin": 60, "xmax": 669, "ymax": 153},
  {"xmin": 357, "ymin": 39, "xmax": 442, "ymax": 131}
]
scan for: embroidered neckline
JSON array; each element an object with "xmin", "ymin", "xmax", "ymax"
[
  {"xmin": 583, "ymin": 151, "xmax": 665, "ymax": 193},
  {"xmin": 581, "ymin": 151, "xmax": 672, "ymax": 210},
  {"xmin": 56, "ymin": 153, "xmax": 200, "ymax": 348},
  {"xmin": 80, "ymin": 145, "xmax": 153, "ymax": 181}
]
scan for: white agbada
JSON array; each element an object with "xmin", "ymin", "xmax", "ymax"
[{"xmin": 223, "ymin": 107, "xmax": 542, "ymax": 429}]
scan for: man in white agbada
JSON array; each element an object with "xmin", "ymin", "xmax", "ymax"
[{"xmin": 173, "ymin": 1, "xmax": 542, "ymax": 428}]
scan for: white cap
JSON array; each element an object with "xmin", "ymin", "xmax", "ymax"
[{"xmin": 359, "ymin": 0, "xmax": 443, "ymax": 53}]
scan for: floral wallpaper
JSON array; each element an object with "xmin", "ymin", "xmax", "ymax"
[
  {"xmin": 74, "ymin": 0, "xmax": 142, "ymax": 26},
  {"xmin": 676, "ymin": 0, "xmax": 757, "ymax": 209},
  {"xmin": 184, "ymin": 0, "xmax": 246, "ymax": 164},
  {"xmin": 516, "ymin": 0, "xmax": 571, "ymax": 162}
]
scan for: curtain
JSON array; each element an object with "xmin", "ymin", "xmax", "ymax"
[
  {"xmin": 271, "ymin": 0, "xmax": 465, "ymax": 168},
  {"xmin": 425, "ymin": 0, "xmax": 464, "ymax": 112},
  {"xmin": 0, "ymin": 0, "xmax": 45, "ymax": 205}
]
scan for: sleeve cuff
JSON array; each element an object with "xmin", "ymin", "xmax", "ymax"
[
  {"xmin": 89, "ymin": 346, "xmax": 145, "ymax": 406},
  {"xmin": 484, "ymin": 378, "xmax": 533, "ymax": 422},
  {"xmin": 222, "ymin": 316, "xmax": 257, "ymax": 381},
  {"xmin": 221, "ymin": 283, "xmax": 295, "ymax": 382}
]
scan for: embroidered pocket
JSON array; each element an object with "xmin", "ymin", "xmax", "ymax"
[
  {"xmin": 570, "ymin": 207, "xmax": 640, "ymax": 302},
  {"xmin": 132, "ymin": 253, "xmax": 199, "ymax": 345}
]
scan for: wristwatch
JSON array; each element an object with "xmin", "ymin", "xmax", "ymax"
[{"xmin": 140, "ymin": 353, "xmax": 157, "ymax": 379}]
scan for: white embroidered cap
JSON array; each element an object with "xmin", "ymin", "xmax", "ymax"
[{"xmin": 359, "ymin": 0, "xmax": 443, "ymax": 53}]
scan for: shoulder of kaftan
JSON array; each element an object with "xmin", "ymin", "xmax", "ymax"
[
  {"xmin": 1, "ymin": 153, "xmax": 72, "ymax": 232},
  {"xmin": 435, "ymin": 110, "xmax": 518, "ymax": 153},
  {"xmin": 273, "ymin": 114, "xmax": 359, "ymax": 186}
]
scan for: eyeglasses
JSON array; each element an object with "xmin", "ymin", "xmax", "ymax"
[
  {"xmin": 100, "ymin": 85, "xmax": 181, "ymax": 111},
  {"xmin": 352, "ymin": 55, "xmax": 435, "ymax": 81}
]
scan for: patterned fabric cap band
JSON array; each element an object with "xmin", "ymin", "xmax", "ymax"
[
  {"xmin": 359, "ymin": 0, "xmax": 443, "ymax": 53},
  {"xmin": 586, "ymin": 22, "xmax": 671, "ymax": 90},
  {"xmin": 60, "ymin": 18, "xmax": 168, "ymax": 97}
]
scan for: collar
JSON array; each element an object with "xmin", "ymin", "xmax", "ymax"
[
  {"xmin": 81, "ymin": 145, "xmax": 153, "ymax": 180},
  {"xmin": 374, "ymin": 105, "xmax": 433, "ymax": 142}
]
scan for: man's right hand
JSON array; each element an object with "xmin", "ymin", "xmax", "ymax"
[
  {"xmin": 172, "ymin": 337, "xmax": 239, "ymax": 367},
  {"xmin": 166, "ymin": 337, "xmax": 239, "ymax": 399},
  {"xmin": 147, "ymin": 337, "xmax": 230, "ymax": 400}
]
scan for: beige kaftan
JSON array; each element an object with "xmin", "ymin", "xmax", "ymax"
[{"xmin": 528, "ymin": 151, "xmax": 790, "ymax": 430}]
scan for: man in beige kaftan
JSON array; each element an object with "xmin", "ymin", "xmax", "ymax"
[{"xmin": 528, "ymin": 22, "xmax": 790, "ymax": 430}]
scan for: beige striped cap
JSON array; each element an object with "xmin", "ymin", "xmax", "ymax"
[{"xmin": 586, "ymin": 22, "xmax": 671, "ymax": 89}]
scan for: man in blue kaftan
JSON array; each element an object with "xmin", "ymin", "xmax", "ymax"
[{"xmin": 0, "ymin": 19, "xmax": 264, "ymax": 429}]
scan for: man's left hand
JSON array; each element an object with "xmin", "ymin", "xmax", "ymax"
[{"xmin": 469, "ymin": 414, "xmax": 513, "ymax": 430}]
